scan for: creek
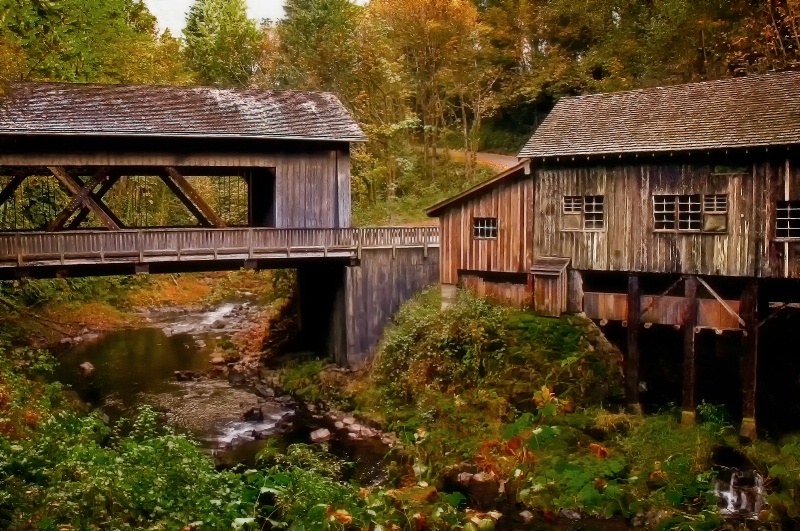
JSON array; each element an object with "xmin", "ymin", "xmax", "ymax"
[{"xmin": 54, "ymin": 301, "xmax": 388, "ymax": 483}]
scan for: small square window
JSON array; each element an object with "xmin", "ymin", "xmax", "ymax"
[
  {"xmin": 563, "ymin": 196, "xmax": 583, "ymax": 214},
  {"xmin": 777, "ymin": 201, "xmax": 800, "ymax": 239},
  {"xmin": 473, "ymin": 217, "xmax": 498, "ymax": 239},
  {"xmin": 583, "ymin": 196, "xmax": 605, "ymax": 230},
  {"xmin": 562, "ymin": 195, "xmax": 604, "ymax": 230},
  {"xmin": 677, "ymin": 195, "xmax": 702, "ymax": 231},
  {"xmin": 704, "ymin": 194, "xmax": 727, "ymax": 214},
  {"xmin": 653, "ymin": 195, "xmax": 677, "ymax": 230}
]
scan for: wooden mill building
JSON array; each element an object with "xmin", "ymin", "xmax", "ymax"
[{"xmin": 428, "ymin": 71, "xmax": 800, "ymax": 437}]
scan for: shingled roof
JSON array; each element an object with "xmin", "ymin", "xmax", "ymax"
[
  {"xmin": 519, "ymin": 71, "xmax": 800, "ymax": 159},
  {"xmin": 0, "ymin": 82, "xmax": 367, "ymax": 142}
]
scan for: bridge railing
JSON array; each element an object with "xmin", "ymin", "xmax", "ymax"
[{"xmin": 0, "ymin": 226, "xmax": 439, "ymax": 267}]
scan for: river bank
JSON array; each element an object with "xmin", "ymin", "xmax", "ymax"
[{"xmin": 3, "ymin": 273, "xmax": 800, "ymax": 529}]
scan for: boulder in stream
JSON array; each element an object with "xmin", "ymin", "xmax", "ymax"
[
  {"xmin": 79, "ymin": 361, "xmax": 95, "ymax": 377},
  {"xmin": 310, "ymin": 428, "xmax": 333, "ymax": 443},
  {"xmin": 242, "ymin": 407, "xmax": 264, "ymax": 422}
]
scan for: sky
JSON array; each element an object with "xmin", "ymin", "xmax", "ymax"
[{"xmin": 143, "ymin": 0, "xmax": 286, "ymax": 35}]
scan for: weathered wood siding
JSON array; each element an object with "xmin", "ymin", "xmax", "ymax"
[
  {"xmin": 1, "ymin": 138, "xmax": 353, "ymax": 229},
  {"xmin": 345, "ymin": 247, "xmax": 440, "ymax": 368},
  {"xmin": 533, "ymin": 273, "xmax": 568, "ymax": 316},
  {"xmin": 460, "ymin": 272, "xmax": 530, "ymax": 308},
  {"xmin": 439, "ymin": 174, "xmax": 534, "ymax": 285},
  {"xmin": 534, "ymin": 156, "xmax": 800, "ymax": 278}
]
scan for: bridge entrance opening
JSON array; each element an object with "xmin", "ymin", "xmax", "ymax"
[{"xmin": 247, "ymin": 169, "xmax": 276, "ymax": 228}]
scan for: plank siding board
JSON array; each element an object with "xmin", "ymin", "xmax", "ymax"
[{"xmin": 336, "ymin": 149, "xmax": 352, "ymax": 228}]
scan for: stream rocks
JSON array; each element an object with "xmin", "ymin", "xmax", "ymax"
[
  {"xmin": 79, "ymin": 361, "xmax": 95, "ymax": 376},
  {"xmin": 310, "ymin": 428, "xmax": 333, "ymax": 443}
]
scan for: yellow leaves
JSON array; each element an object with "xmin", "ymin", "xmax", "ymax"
[{"xmin": 327, "ymin": 508, "xmax": 353, "ymax": 525}]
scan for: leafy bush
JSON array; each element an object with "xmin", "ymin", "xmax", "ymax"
[
  {"xmin": 0, "ymin": 407, "xmax": 251, "ymax": 530},
  {"xmin": 373, "ymin": 288, "xmax": 508, "ymax": 403}
]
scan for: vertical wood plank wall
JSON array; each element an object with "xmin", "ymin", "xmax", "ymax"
[
  {"xmin": 460, "ymin": 273, "xmax": 531, "ymax": 308},
  {"xmin": 534, "ymin": 157, "xmax": 800, "ymax": 279},
  {"xmin": 439, "ymin": 172, "xmax": 534, "ymax": 285},
  {"xmin": 345, "ymin": 247, "xmax": 440, "ymax": 368}
]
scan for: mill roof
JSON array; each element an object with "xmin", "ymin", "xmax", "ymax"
[
  {"xmin": 0, "ymin": 82, "xmax": 367, "ymax": 142},
  {"xmin": 519, "ymin": 71, "xmax": 800, "ymax": 159}
]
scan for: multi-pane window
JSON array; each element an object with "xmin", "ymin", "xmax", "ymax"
[
  {"xmin": 473, "ymin": 217, "xmax": 498, "ymax": 239},
  {"xmin": 562, "ymin": 195, "xmax": 605, "ymax": 230},
  {"xmin": 583, "ymin": 196, "xmax": 605, "ymax": 230},
  {"xmin": 653, "ymin": 194, "xmax": 727, "ymax": 232},
  {"xmin": 776, "ymin": 201, "xmax": 800, "ymax": 239},
  {"xmin": 563, "ymin": 196, "xmax": 583, "ymax": 214}
]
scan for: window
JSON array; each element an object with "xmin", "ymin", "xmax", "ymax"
[
  {"xmin": 777, "ymin": 201, "xmax": 800, "ymax": 239},
  {"xmin": 562, "ymin": 195, "xmax": 605, "ymax": 230},
  {"xmin": 563, "ymin": 196, "xmax": 583, "ymax": 214},
  {"xmin": 653, "ymin": 194, "xmax": 727, "ymax": 232},
  {"xmin": 473, "ymin": 217, "xmax": 498, "ymax": 239},
  {"xmin": 583, "ymin": 196, "xmax": 605, "ymax": 230}
]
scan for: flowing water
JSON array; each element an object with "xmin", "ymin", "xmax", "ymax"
[{"xmin": 54, "ymin": 303, "xmax": 388, "ymax": 480}]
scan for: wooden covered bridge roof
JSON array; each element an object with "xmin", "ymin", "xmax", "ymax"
[
  {"xmin": 519, "ymin": 71, "xmax": 800, "ymax": 159},
  {"xmin": 0, "ymin": 82, "xmax": 367, "ymax": 142}
]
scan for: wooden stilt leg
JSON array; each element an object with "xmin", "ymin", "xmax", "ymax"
[
  {"xmin": 626, "ymin": 275, "xmax": 642, "ymax": 414},
  {"xmin": 740, "ymin": 280, "xmax": 759, "ymax": 439},
  {"xmin": 682, "ymin": 276, "xmax": 698, "ymax": 425}
]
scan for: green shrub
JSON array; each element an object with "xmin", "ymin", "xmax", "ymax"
[{"xmin": 0, "ymin": 407, "xmax": 250, "ymax": 530}]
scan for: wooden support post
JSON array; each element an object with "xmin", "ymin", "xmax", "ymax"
[
  {"xmin": 682, "ymin": 276, "xmax": 699, "ymax": 426},
  {"xmin": 163, "ymin": 167, "xmax": 227, "ymax": 228},
  {"xmin": 47, "ymin": 168, "xmax": 111, "ymax": 231},
  {"xmin": 568, "ymin": 269, "xmax": 585, "ymax": 314},
  {"xmin": 48, "ymin": 167, "xmax": 121, "ymax": 230},
  {"xmin": 626, "ymin": 275, "xmax": 642, "ymax": 414},
  {"xmin": 67, "ymin": 174, "xmax": 121, "ymax": 229},
  {"xmin": 740, "ymin": 280, "xmax": 759, "ymax": 439},
  {"xmin": 0, "ymin": 174, "xmax": 28, "ymax": 208}
]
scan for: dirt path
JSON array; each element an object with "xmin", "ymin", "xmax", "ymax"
[{"xmin": 434, "ymin": 148, "xmax": 519, "ymax": 171}]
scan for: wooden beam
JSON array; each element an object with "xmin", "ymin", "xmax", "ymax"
[
  {"xmin": 0, "ymin": 174, "xmax": 28, "ymax": 209},
  {"xmin": 47, "ymin": 167, "xmax": 121, "ymax": 230},
  {"xmin": 740, "ymin": 280, "xmax": 759, "ymax": 439},
  {"xmin": 640, "ymin": 276, "xmax": 685, "ymax": 318},
  {"xmin": 47, "ymin": 168, "xmax": 112, "ymax": 231},
  {"xmin": 158, "ymin": 173, "xmax": 212, "ymax": 228},
  {"xmin": 696, "ymin": 276, "xmax": 746, "ymax": 328},
  {"xmin": 67, "ymin": 173, "xmax": 121, "ymax": 229},
  {"xmin": 626, "ymin": 275, "xmax": 642, "ymax": 414},
  {"xmin": 682, "ymin": 276, "xmax": 699, "ymax": 426},
  {"xmin": 163, "ymin": 167, "xmax": 227, "ymax": 228}
]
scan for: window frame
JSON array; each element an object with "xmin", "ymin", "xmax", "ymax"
[
  {"xmin": 652, "ymin": 193, "xmax": 728, "ymax": 234},
  {"xmin": 561, "ymin": 195, "xmax": 606, "ymax": 232},
  {"xmin": 775, "ymin": 200, "xmax": 800, "ymax": 240},
  {"xmin": 472, "ymin": 216, "xmax": 499, "ymax": 240}
]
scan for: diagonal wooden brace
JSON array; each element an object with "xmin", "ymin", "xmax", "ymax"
[
  {"xmin": 67, "ymin": 173, "xmax": 122, "ymax": 229},
  {"xmin": 0, "ymin": 174, "xmax": 29, "ymax": 209},
  {"xmin": 48, "ymin": 168, "xmax": 113, "ymax": 231},
  {"xmin": 48, "ymin": 166, "xmax": 122, "ymax": 230},
  {"xmin": 163, "ymin": 167, "xmax": 227, "ymax": 228}
]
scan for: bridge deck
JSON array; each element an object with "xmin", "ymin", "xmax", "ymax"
[{"xmin": 0, "ymin": 226, "xmax": 439, "ymax": 277}]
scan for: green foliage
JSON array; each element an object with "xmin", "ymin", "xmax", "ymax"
[
  {"xmin": 0, "ymin": 406, "xmax": 250, "ymax": 529},
  {"xmin": 0, "ymin": 0, "xmax": 189, "ymax": 84},
  {"xmin": 184, "ymin": 0, "xmax": 261, "ymax": 86},
  {"xmin": 257, "ymin": 442, "xmax": 349, "ymax": 480}
]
